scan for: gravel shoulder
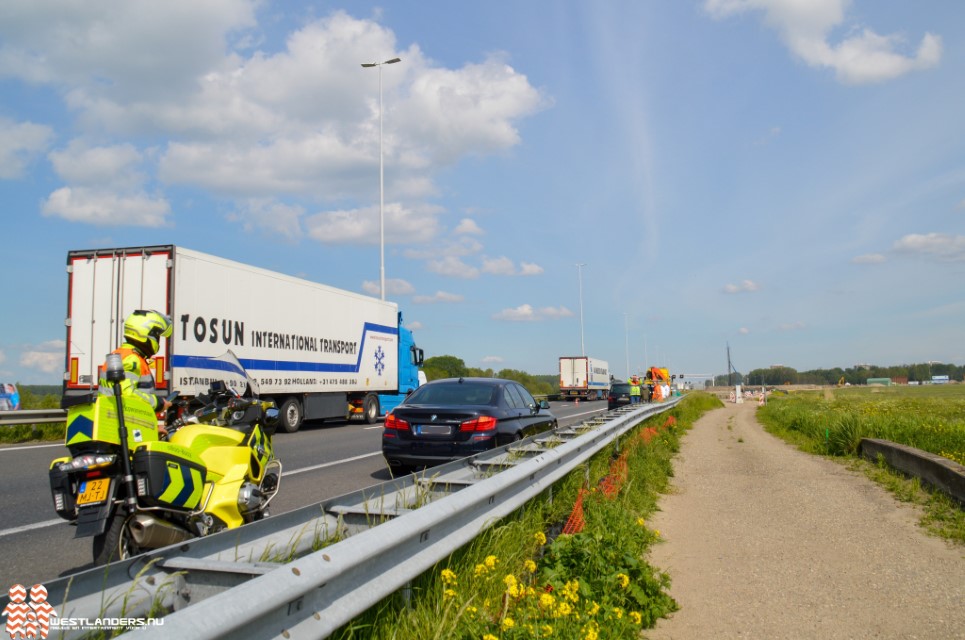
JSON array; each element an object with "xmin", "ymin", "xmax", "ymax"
[{"xmin": 646, "ymin": 400, "xmax": 965, "ymax": 640}]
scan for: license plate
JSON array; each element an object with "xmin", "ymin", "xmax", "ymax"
[
  {"xmin": 77, "ymin": 478, "xmax": 111, "ymax": 506},
  {"xmin": 417, "ymin": 424, "xmax": 452, "ymax": 436}
]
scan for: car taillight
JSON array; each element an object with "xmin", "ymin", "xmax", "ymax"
[
  {"xmin": 459, "ymin": 416, "xmax": 497, "ymax": 432},
  {"xmin": 384, "ymin": 413, "xmax": 410, "ymax": 431}
]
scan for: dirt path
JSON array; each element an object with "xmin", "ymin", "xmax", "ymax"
[{"xmin": 646, "ymin": 401, "xmax": 965, "ymax": 640}]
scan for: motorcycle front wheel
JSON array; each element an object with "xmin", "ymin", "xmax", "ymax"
[{"xmin": 92, "ymin": 510, "xmax": 140, "ymax": 565}]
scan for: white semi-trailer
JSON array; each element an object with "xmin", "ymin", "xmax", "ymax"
[
  {"xmin": 61, "ymin": 245, "xmax": 424, "ymax": 432},
  {"xmin": 558, "ymin": 356, "xmax": 610, "ymax": 400}
]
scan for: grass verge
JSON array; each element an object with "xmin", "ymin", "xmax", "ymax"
[{"xmin": 333, "ymin": 392, "xmax": 722, "ymax": 639}]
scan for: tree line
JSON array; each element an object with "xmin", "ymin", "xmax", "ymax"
[
  {"xmin": 714, "ymin": 362, "xmax": 964, "ymax": 387},
  {"xmin": 423, "ymin": 355, "xmax": 558, "ymax": 396}
]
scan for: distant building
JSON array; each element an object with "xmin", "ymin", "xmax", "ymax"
[{"xmin": 866, "ymin": 377, "xmax": 891, "ymax": 386}]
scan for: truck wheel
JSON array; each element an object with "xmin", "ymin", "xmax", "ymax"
[
  {"xmin": 363, "ymin": 394, "xmax": 380, "ymax": 424},
  {"xmin": 279, "ymin": 397, "xmax": 303, "ymax": 433},
  {"xmin": 93, "ymin": 510, "xmax": 139, "ymax": 566}
]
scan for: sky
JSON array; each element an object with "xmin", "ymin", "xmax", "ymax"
[{"xmin": 1, "ymin": 0, "xmax": 963, "ymax": 385}]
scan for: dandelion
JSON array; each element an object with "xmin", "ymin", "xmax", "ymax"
[
  {"xmin": 502, "ymin": 616, "xmax": 516, "ymax": 631},
  {"xmin": 630, "ymin": 611, "xmax": 643, "ymax": 625},
  {"xmin": 616, "ymin": 573, "xmax": 630, "ymax": 589},
  {"xmin": 441, "ymin": 569, "xmax": 457, "ymax": 586},
  {"xmin": 534, "ymin": 531, "xmax": 547, "ymax": 545},
  {"xmin": 524, "ymin": 559, "xmax": 537, "ymax": 573},
  {"xmin": 484, "ymin": 555, "xmax": 499, "ymax": 569}
]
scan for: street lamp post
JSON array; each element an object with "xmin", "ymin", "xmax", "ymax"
[
  {"xmin": 361, "ymin": 57, "xmax": 401, "ymax": 301},
  {"xmin": 624, "ymin": 313, "xmax": 630, "ymax": 380},
  {"xmin": 576, "ymin": 263, "xmax": 586, "ymax": 356}
]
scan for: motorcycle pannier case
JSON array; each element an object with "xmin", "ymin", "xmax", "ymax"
[
  {"xmin": 65, "ymin": 395, "xmax": 162, "ymax": 451},
  {"xmin": 132, "ymin": 442, "xmax": 207, "ymax": 510}
]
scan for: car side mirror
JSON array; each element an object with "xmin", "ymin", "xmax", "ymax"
[{"xmin": 539, "ymin": 399, "xmax": 551, "ymax": 410}]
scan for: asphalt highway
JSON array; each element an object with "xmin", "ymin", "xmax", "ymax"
[{"xmin": 0, "ymin": 399, "xmax": 605, "ymax": 589}]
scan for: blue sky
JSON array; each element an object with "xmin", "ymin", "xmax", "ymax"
[{"xmin": 1, "ymin": 0, "xmax": 963, "ymax": 385}]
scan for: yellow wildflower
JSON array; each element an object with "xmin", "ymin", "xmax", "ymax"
[
  {"xmin": 443, "ymin": 588, "xmax": 458, "ymax": 599},
  {"xmin": 441, "ymin": 569, "xmax": 457, "ymax": 585},
  {"xmin": 542, "ymin": 624, "xmax": 553, "ymax": 636},
  {"xmin": 612, "ymin": 607, "xmax": 624, "ymax": 619},
  {"xmin": 504, "ymin": 574, "xmax": 521, "ymax": 598},
  {"xmin": 534, "ymin": 531, "xmax": 547, "ymax": 545},
  {"xmin": 483, "ymin": 635, "xmax": 498, "ymax": 640},
  {"xmin": 502, "ymin": 617, "xmax": 516, "ymax": 631},
  {"xmin": 484, "ymin": 555, "xmax": 498, "ymax": 569},
  {"xmin": 524, "ymin": 559, "xmax": 537, "ymax": 573},
  {"xmin": 539, "ymin": 593, "xmax": 556, "ymax": 609},
  {"xmin": 563, "ymin": 580, "xmax": 580, "ymax": 603},
  {"xmin": 582, "ymin": 622, "xmax": 599, "ymax": 640},
  {"xmin": 616, "ymin": 573, "xmax": 630, "ymax": 589},
  {"xmin": 637, "ymin": 517, "xmax": 646, "ymax": 526},
  {"xmin": 630, "ymin": 611, "xmax": 642, "ymax": 625},
  {"xmin": 556, "ymin": 602, "xmax": 573, "ymax": 618},
  {"xmin": 474, "ymin": 564, "xmax": 488, "ymax": 577},
  {"xmin": 526, "ymin": 586, "xmax": 537, "ymax": 598},
  {"xmin": 587, "ymin": 601, "xmax": 600, "ymax": 616},
  {"xmin": 655, "ymin": 530, "xmax": 660, "ymax": 537}
]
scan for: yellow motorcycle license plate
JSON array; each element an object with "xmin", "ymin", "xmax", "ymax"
[{"xmin": 77, "ymin": 478, "xmax": 111, "ymax": 505}]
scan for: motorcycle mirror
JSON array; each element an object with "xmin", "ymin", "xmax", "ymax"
[
  {"xmin": 105, "ymin": 353, "xmax": 125, "ymax": 383},
  {"xmin": 264, "ymin": 407, "xmax": 280, "ymax": 435}
]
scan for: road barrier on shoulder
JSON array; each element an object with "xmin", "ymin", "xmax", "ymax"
[{"xmin": 0, "ymin": 399, "xmax": 680, "ymax": 639}]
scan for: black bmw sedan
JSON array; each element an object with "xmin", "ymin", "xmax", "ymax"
[{"xmin": 381, "ymin": 377, "xmax": 558, "ymax": 471}]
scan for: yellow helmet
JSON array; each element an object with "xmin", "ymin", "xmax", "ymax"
[{"xmin": 124, "ymin": 309, "xmax": 173, "ymax": 356}]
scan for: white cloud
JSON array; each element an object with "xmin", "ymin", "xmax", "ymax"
[
  {"xmin": 739, "ymin": 327, "xmax": 750, "ymax": 335},
  {"xmin": 519, "ymin": 262, "xmax": 544, "ymax": 276},
  {"xmin": 851, "ymin": 253, "xmax": 885, "ymax": 265},
  {"xmin": 493, "ymin": 304, "xmax": 573, "ymax": 322},
  {"xmin": 0, "ymin": 117, "xmax": 54, "ymax": 179},
  {"xmin": 412, "ymin": 291, "xmax": 464, "ymax": 304},
  {"xmin": 426, "ymin": 256, "xmax": 480, "ymax": 279},
  {"xmin": 49, "ymin": 141, "xmax": 146, "ymax": 189},
  {"xmin": 406, "ymin": 321, "xmax": 423, "ymax": 331},
  {"xmin": 228, "ymin": 199, "xmax": 305, "ymax": 242},
  {"xmin": 305, "ymin": 202, "xmax": 442, "ymax": 245},
  {"xmin": 404, "ymin": 236, "xmax": 483, "ymax": 260},
  {"xmin": 893, "ymin": 233, "xmax": 965, "ymax": 263},
  {"xmin": 723, "ymin": 279, "xmax": 760, "ymax": 294},
  {"xmin": 704, "ymin": 0, "xmax": 942, "ymax": 84},
  {"xmin": 19, "ymin": 340, "xmax": 66, "ymax": 375},
  {"xmin": 454, "ymin": 218, "xmax": 484, "ymax": 235},
  {"xmin": 482, "ymin": 356, "xmax": 504, "ymax": 364},
  {"xmin": 482, "ymin": 256, "xmax": 516, "ymax": 276},
  {"xmin": 42, "ymin": 187, "xmax": 170, "ymax": 226},
  {"xmin": 362, "ymin": 279, "xmax": 416, "ymax": 297}
]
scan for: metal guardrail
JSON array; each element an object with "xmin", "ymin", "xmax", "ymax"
[
  {"xmin": 0, "ymin": 399, "xmax": 679, "ymax": 639},
  {"xmin": 0, "ymin": 409, "xmax": 67, "ymax": 427}
]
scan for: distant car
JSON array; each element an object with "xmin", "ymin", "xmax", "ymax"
[
  {"xmin": 381, "ymin": 377, "xmax": 558, "ymax": 471},
  {"xmin": 608, "ymin": 382, "xmax": 632, "ymax": 410}
]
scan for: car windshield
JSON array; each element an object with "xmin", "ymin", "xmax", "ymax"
[
  {"xmin": 611, "ymin": 384, "xmax": 630, "ymax": 394},
  {"xmin": 407, "ymin": 382, "xmax": 498, "ymax": 406}
]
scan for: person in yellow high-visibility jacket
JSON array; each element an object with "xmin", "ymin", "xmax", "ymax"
[
  {"xmin": 628, "ymin": 375, "xmax": 642, "ymax": 404},
  {"xmin": 98, "ymin": 310, "xmax": 173, "ymax": 435}
]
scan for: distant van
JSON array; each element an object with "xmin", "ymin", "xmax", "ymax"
[{"xmin": 0, "ymin": 383, "xmax": 20, "ymax": 410}]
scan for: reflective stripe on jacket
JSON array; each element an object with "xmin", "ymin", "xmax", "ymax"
[{"xmin": 98, "ymin": 345, "xmax": 160, "ymax": 411}]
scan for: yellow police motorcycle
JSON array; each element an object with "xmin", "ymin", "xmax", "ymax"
[{"xmin": 48, "ymin": 352, "xmax": 281, "ymax": 565}]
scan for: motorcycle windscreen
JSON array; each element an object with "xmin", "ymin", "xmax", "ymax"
[{"xmin": 173, "ymin": 350, "xmax": 259, "ymax": 398}]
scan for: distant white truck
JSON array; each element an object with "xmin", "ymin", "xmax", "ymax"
[
  {"xmin": 61, "ymin": 245, "xmax": 424, "ymax": 432},
  {"xmin": 558, "ymin": 356, "xmax": 610, "ymax": 400}
]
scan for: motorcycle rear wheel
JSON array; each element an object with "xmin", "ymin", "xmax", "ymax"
[{"xmin": 93, "ymin": 511, "xmax": 140, "ymax": 565}]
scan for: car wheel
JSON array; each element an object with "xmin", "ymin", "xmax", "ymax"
[
  {"xmin": 278, "ymin": 397, "xmax": 303, "ymax": 433},
  {"xmin": 497, "ymin": 432, "xmax": 522, "ymax": 447}
]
